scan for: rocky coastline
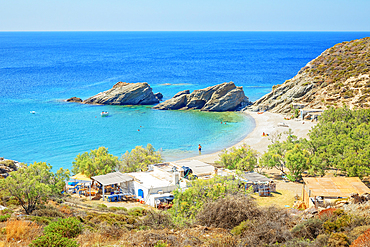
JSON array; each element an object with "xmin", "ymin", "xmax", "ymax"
[{"xmin": 251, "ymin": 37, "xmax": 370, "ymax": 113}]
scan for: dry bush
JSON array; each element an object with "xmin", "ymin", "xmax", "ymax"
[
  {"xmin": 5, "ymin": 219, "xmax": 42, "ymax": 245},
  {"xmin": 97, "ymin": 223, "xmax": 127, "ymax": 240},
  {"xmin": 205, "ymin": 235, "xmax": 240, "ymax": 247},
  {"xmin": 77, "ymin": 223, "xmax": 127, "ymax": 247},
  {"xmin": 31, "ymin": 205, "xmax": 65, "ymax": 218},
  {"xmin": 141, "ymin": 210, "xmax": 175, "ymax": 230},
  {"xmin": 196, "ymin": 195, "xmax": 260, "ymax": 229},
  {"xmin": 351, "ymin": 228, "xmax": 370, "ymax": 247},
  {"xmin": 57, "ymin": 205, "xmax": 74, "ymax": 217},
  {"xmin": 196, "ymin": 195, "xmax": 295, "ymax": 245},
  {"xmin": 237, "ymin": 206, "xmax": 295, "ymax": 246},
  {"xmin": 114, "ymin": 226, "xmax": 232, "ymax": 246},
  {"xmin": 77, "ymin": 229, "xmax": 107, "ymax": 247},
  {"xmin": 327, "ymin": 232, "xmax": 349, "ymax": 247},
  {"xmin": 291, "ymin": 217, "xmax": 326, "ymax": 240},
  {"xmin": 348, "ymin": 225, "xmax": 370, "ymax": 243}
]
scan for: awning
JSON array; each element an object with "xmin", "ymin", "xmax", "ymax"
[
  {"xmin": 241, "ymin": 172, "xmax": 272, "ymax": 183},
  {"xmin": 303, "ymin": 177, "xmax": 370, "ymax": 197},
  {"xmin": 91, "ymin": 171, "xmax": 133, "ymax": 186},
  {"xmin": 71, "ymin": 173, "xmax": 91, "ymax": 181}
]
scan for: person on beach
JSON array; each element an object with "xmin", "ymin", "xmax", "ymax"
[{"xmin": 198, "ymin": 144, "xmax": 202, "ymax": 154}]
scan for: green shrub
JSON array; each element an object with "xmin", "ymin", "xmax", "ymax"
[
  {"xmin": 0, "ymin": 214, "xmax": 11, "ymax": 222},
  {"xmin": 127, "ymin": 207, "xmax": 147, "ymax": 217},
  {"xmin": 1, "ymin": 208, "xmax": 13, "ymax": 215},
  {"xmin": 327, "ymin": 232, "xmax": 349, "ymax": 247},
  {"xmin": 97, "ymin": 204, "xmax": 108, "ymax": 210},
  {"xmin": 323, "ymin": 214, "xmax": 350, "ymax": 233},
  {"xmin": 284, "ymin": 238, "xmax": 316, "ymax": 247},
  {"xmin": 231, "ymin": 220, "xmax": 250, "ymax": 235},
  {"xmin": 30, "ymin": 233, "xmax": 78, "ymax": 247},
  {"xmin": 28, "ymin": 216, "xmax": 54, "ymax": 225},
  {"xmin": 44, "ymin": 217, "xmax": 83, "ymax": 238},
  {"xmin": 154, "ymin": 240, "xmax": 168, "ymax": 247},
  {"xmin": 109, "ymin": 206, "xmax": 127, "ymax": 212},
  {"xmin": 7, "ymin": 196, "xmax": 20, "ymax": 206},
  {"xmin": 291, "ymin": 217, "xmax": 325, "ymax": 240}
]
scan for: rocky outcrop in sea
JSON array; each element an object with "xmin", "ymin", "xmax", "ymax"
[
  {"xmin": 82, "ymin": 82, "xmax": 161, "ymax": 105},
  {"xmin": 153, "ymin": 82, "xmax": 251, "ymax": 111}
]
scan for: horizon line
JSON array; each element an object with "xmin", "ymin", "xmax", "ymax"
[{"xmin": 1, "ymin": 30, "xmax": 370, "ymax": 32}]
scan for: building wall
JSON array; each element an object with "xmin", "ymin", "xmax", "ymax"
[{"xmin": 131, "ymin": 181, "xmax": 177, "ymax": 203}]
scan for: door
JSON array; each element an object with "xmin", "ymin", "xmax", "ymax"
[{"xmin": 138, "ymin": 189, "xmax": 144, "ymax": 198}]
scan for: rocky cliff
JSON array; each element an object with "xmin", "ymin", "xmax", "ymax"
[
  {"xmin": 153, "ymin": 82, "xmax": 251, "ymax": 111},
  {"xmin": 82, "ymin": 82, "xmax": 161, "ymax": 105},
  {"xmin": 252, "ymin": 37, "xmax": 370, "ymax": 114}
]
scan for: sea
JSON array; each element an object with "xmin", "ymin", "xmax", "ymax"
[{"xmin": 1, "ymin": 31, "xmax": 369, "ymax": 171}]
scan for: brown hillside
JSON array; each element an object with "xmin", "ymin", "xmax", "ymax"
[{"xmin": 252, "ymin": 37, "xmax": 370, "ymax": 113}]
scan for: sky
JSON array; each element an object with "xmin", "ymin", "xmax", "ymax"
[{"xmin": 0, "ymin": 0, "xmax": 369, "ymax": 31}]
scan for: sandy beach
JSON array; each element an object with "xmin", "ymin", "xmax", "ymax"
[{"xmin": 180, "ymin": 111, "xmax": 318, "ymax": 164}]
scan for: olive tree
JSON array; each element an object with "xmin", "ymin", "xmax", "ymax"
[
  {"xmin": 72, "ymin": 146, "xmax": 119, "ymax": 177},
  {"xmin": 216, "ymin": 144, "xmax": 259, "ymax": 172},
  {"xmin": 118, "ymin": 143, "xmax": 163, "ymax": 173},
  {"xmin": 0, "ymin": 162, "xmax": 69, "ymax": 214}
]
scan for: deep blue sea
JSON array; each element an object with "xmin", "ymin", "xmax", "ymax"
[{"xmin": 1, "ymin": 32, "xmax": 369, "ymax": 171}]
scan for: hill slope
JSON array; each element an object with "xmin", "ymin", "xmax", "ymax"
[{"xmin": 252, "ymin": 37, "xmax": 370, "ymax": 113}]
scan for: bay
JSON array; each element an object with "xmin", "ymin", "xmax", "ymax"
[{"xmin": 1, "ymin": 31, "xmax": 369, "ymax": 170}]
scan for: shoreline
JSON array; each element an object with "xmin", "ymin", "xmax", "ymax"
[{"xmin": 178, "ymin": 111, "xmax": 317, "ymax": 164}]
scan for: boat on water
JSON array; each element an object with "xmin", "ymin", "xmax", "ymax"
[
  {"xmin": 101, "ymin": 111, "xmax": 109, "ymax": 117},
  {"xmin": 30, "ymin": 111, "xmax": 36, "ymax": 114}
]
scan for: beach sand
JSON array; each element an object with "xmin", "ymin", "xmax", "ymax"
[{"xmin": 179, "ymin": 111, "xmax": 317, "ymax": 164}]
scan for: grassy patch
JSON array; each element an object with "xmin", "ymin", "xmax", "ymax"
[{"xmin": 250, "ymin": 189, "xmax": 296, "ymax": 208}]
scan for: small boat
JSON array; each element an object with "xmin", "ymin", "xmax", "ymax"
[
  {"xmin": 101, "ymin": 111, "xmax": 109, "ymax": 117},
  {"xmin": 30, "ymin": 111, "xmax": 36, "ymax": 114}
]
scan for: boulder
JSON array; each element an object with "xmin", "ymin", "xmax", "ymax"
[
  {"xmin": 360, "ymin": 193, "xmax": 370, "ymax": 202},
  {"xmin": 202, "ymin": 87, "xmax": 247, "ymax": 111},
  {"xmin": 153, "ymin": 94, "xmax": 188, "ymax": 110},
  {"xmin": 83, "ymin": 82, "xmax": 160, "ymax": 105},
  {"xmin": 173, "ymin": 90, "xmax": 190, "ymax": 98},
  {"xmin": 349, "ymin": 193, "xmax": 362, "ymax": 204},
  {"xmin": 153, "ymin": 82, "xmax": 250, "ymax": 111},
  {"xmin": 66, "ymin": 97, "xmax": 82, "ymax": 103},
  {"xmin": 154, "ymin": 92, "xmax": 163, "ymax": 101}
]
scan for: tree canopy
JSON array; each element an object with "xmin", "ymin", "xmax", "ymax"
[
  {"xmin": 216, "ymin": 144, "xmax": 259, "ymax": 172},
  {"xmin": 260, "ymin": 132, "xmax": 301, "ymax": 174},
  {"xmin": 118, "ymin": 143, "xmax": 163, "ymax": 173},
  {"xmin": 72, "ymin": 147, "xmax": 119, "ymax": 177},
  {"xmin": 0, "ymin": 162, "xmax": 69, "ymax": 214},
  {"xmin": 259, "ymin": 107, "xmax": 370, "ymax": 180},
  {"xmin": 308, "ymin": 106, "xmax": 370, "ymax": 177}
]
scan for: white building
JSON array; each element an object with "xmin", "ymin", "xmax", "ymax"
[{"xmin": 127, "ymin": 160, "xmax": 216, "ymax": 207}]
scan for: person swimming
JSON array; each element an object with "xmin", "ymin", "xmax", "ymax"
[{"xmin": 198, "ymin": 144, "xmax": 202, "ymax": 153}]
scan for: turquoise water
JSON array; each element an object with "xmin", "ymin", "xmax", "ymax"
[{"xmin": 1, "ymin": 32, "xmax": 369, "ymax": 171}]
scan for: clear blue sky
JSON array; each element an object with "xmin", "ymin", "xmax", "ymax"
[{"xmin": 1, "ymin": 0, "xmax": 369, "ymax": 31}]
